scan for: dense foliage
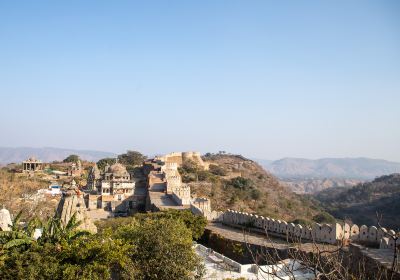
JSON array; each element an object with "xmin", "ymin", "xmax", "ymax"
[
  {"xmin": 118, "ymin": 151, "xmax": 147, "ymax": 167},
  {"xmin": 63, "ymin": 155, "xmax": 80, "ymax": 163},
  {"xmin": 96, "ymin": 157, "xmax": 116, "ymax": 170},
  {"xmin": 97, "ymin": 210, "xmax": 207, "ymax": 240},
  {"xmin": 312, "ymin": 212, "xmax": 336, "ymax": 224},
  {"xmin": 0, "ymin": 210, "xmax": 206, "ymax": 280}
]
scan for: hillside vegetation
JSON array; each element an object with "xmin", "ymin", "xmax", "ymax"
[
  {"xmin": 185, "ymin": 153, "xmax": 330, "ymax": 224},
  {"xmin": 0, "ymin": 169, "xmax": 58, "ymax": 220},
  {"xmin": 281, "ymin": 178, "xmax": 361, "ymax": 194},
  {"xmin": 313, "ymin": 173, "xmax": 400, "ymax": 229},
  {"xmin": 0, "ymin": 210, "xmax": 205, "ymax": 280}
]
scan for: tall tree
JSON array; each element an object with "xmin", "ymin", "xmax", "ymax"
[
  {"xmin": 118, "ymin": 150, "xmax": 147, "ymax": 166},
  {"xmin": 63, "ymin": 155, "xmax": 80, "ymax": 163}
]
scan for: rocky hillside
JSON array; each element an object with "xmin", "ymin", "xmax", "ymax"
[
  {"xmin": 0, "ymin": 147, "xmax": 116, "ymax": 164},
  {"xmin": 258, "ymin": 157, "xmax": 400, "ymax": 180},
  {"xmin": 0, "ymin": 169, "xmax": 59, "ymax": 220},
  {"xmin": 186, "ymin": 154, "xmax": 329, "ymax": 223},
  {"xmin": 281, "ymin": 178, "xmax": 362, "ymax": 194},
  {"xmin": 313, "ymin": 173, "xmax": 400, "ymax": 229}
]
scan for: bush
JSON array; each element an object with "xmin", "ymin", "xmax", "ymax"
[
  {"xmin": 118, "ymin": 150, "xmax": 147, "ymax": 166},
  {"xmin": 312, "ymin": 212, "xmax": 336, "ymax": 224},
  {"xmin": 115, "ymin": 218, "xmax": 204, "ymax": 280},
  {"xmin": 97, "ymin": 158, "xmax": 116, "ymax": 170},
  {"xmin": 180, "ymin": 159, "xmax": 199, "ymax": 174},
  {"xmin": 251, "ymin": 188, "xmax": 262, "ymax": 200},
  {"xmin": 209, "ymin": 164, "xmax": 227, "ymax": 176},
  {"xmin": 0, "ymin": 211, "xmax": 206, "ymax": 280},
  {"xmin": 63, "ymin": 155, "xmax": 80, "ymax": 163},
  {"xmin": 227, "ymin": 177, "xmax": 254, "ymax": 190}
]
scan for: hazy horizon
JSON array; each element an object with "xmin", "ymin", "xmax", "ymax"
[
  {"xmin": 1, "ymin": 1, "xmax": 399, "ymax": 161},
  {"xmin": 1, "ymin": 146, "xmax": 400, "ymax": 164}
]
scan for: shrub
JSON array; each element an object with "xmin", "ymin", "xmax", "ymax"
[
  {"xmin": 209, "ymin": 164, "xmax": 227, "ymax": 176},
  {"xmin": 312, "ymin": 212, "xmax": 336, "ymax": 224}
]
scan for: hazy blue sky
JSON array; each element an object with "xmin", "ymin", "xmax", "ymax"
[{"xmin": 0, "ymin": 1, "xmax": 399, "ymax": 161}]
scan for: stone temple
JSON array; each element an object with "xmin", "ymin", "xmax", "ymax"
[
  {"xmin": 85, "ymin": 162, "xmax": 137, "ymax": 213},
  {"xmin": 22, "ymin": 157, "xmax": 43, "ymax": 172}
]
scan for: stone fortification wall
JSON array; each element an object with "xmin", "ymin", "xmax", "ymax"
[
  {"xmin": 182, "ymin": 151, "xmax": 204, "ymax": 165},
  {"xmin": 165, "ymin": 175, "xmax": 181, "ymax": 194},
  {"xmin": 163, "ymin": 152, "xmax": 183, "ymax": 165},
  {"xmin": 222, "ymin": 210, "xmax": 399, "ymax": 248},
  {"xmin": 190, "ymin": 198, "xmax": 223, "ymax": 221},
  {"xmin": 171, "ymin": 185, "xmax": 191, "ymax": 205},
  {"xmin": 160, "ymin": 151, "xmax": 207, "ymax": 169}
]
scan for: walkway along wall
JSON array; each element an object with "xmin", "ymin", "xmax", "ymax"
[{"xmin": 222, "ymin": 209, "xmax": 399, "ymax": 248}]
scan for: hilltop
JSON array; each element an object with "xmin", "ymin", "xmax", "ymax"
[
  {"xmin": 186, "ymin": 153, "xmax": 329, "ymax": 223},
  {"xmin": 313, "ymin": 173, "xmax": 400, "ymax": 229},
  {"xmin": 258, "ymin": 157, "xmax": 400, "ymax": 180}
]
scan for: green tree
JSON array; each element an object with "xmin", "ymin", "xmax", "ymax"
[
  {"xmin": 0, "ymin": 235, "xmax": 136, "ymax": 280},
  {"xmin": 0, "ymin": 211, "xmax": 38, "ymax": 250},
  {"xmin": 115, "ymin": 218, "xmax": 204, "ymax": 280},
  {"xmin": 118, "ymin": 151, "xmax": 147, "ymax": 166},
  {"xmin": 0, "ymin": 211, "xmax": 205, "ymax": 280},
  {"xmin": 135, "ymin": 210, "xmax": 207, "ymax": 240},
  {"xmin": 63, "ymin": 155, "xmax": 80, "ymax": 163},
  {"xmin": 180, "ymin": 159, "xmax": 199, "ymax": 174},
  {"xmin": 227, "ymin": 177, "xmax": 254, "ymax": 190},
  {"xmin": 38, "ymin": 213, "xmax": 90, "ymax": 245},
  {"xmin": 209, "ymin": 164, "xmax": 227, "ymax": 176},
  {"xmin": 312, "ymin": 212, "xmax": 336, "ymax": 224},
  {"xmin": 96, "ymin": 158, "xmax": 116, "ymax": 170}
]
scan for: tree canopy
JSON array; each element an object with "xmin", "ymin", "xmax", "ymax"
[
  {"xmin": 63, "ymin": 155, "xmax": 80, "ymax": 163},
  {"xmin": 0, "ymin": 210, "xmax": 206, "ymax": 280},
  {"xmin": 118, "ymin": 151, "xmax": 147, "ymax": 166},
  {"xmin": 96, "ymin": 158, "xmax": 116, "ymax": 170}
]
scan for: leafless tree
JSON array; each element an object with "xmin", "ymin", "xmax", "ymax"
[
  {"xmin": 241, "ymin": 225, "xmax": 395, "ymax": 280},
  {"xmin": 376, "ymin": 212, "xmax": 399, "ymax": 279}
]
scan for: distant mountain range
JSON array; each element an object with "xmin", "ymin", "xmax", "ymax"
[
  {"xmin": 257, "ymin": 157, "xmax": 400, "ymax": 180},
  {"xmin": 280, "ymin": 178, "xmax": 362, "ymax": 194},
  {"xmin": 0, "ymin": 147, "xmax": 116, "ymax": 164}
]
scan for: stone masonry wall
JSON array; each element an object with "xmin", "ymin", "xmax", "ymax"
[{"xmin": 222, "ymin": 210, "xmax": 399, "ymax": 248}]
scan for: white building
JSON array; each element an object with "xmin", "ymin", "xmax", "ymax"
[{"xmin": 86, "ymin": 163, "xmax": 136, "ymax": 213}]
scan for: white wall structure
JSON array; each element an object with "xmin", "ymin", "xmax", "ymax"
[{"xmin": 221, "ymin": 210, "xmax": 399, "ymax": 247}]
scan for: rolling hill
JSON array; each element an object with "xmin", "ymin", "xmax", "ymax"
[
  {"xmin": 186, "ymin": 153, "xmax": 329, "ymax": 223},
  {"xmin": 313, "ymin": 173, "xmax": 400, "ymax": 229},
  {"xmin": 281, "ymin": 177, "xmax": 362, "ymax": 194}
]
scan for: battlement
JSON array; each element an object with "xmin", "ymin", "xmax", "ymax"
[
  {"xmin": 171, "ymin": 185, "xmax": 191, "ymax": 205},
  {"xmin": 222, "ymin": 210, "xmax": 399, "ymax": 248}
]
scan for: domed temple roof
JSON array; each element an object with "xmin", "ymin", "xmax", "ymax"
[{"xmin": 108, "ymin": 163, "xmax": 129, "ymax": 176}]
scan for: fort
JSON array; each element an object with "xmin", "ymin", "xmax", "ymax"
[
  {"xmin": 3, "ymin": 151, "xmax": 397, "ymax": 278},
  {"xmin": 220, "ymin": 209, "xmax": 398, "ymax": 250},
  {"xmin": 156, "ymin": 151, "xmax": 209, "ymax": 169}
]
